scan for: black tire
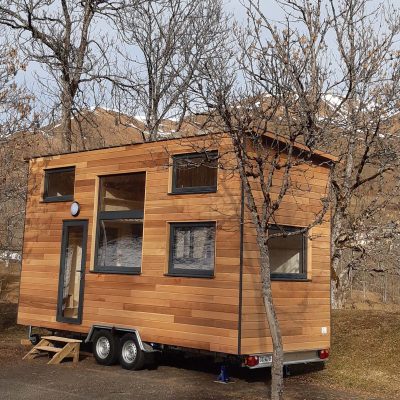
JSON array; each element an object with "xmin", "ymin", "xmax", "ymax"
[
  {"xmin": 118, "ymin": 333, "xmax": 145, "ymax": 370},
  {"xmin": 30, "ymin": 334, "xmax": 41, "ymax": 346},
  {"xmin": 92, "ymin": 330, "xmax": 119, "ymax": 366}
]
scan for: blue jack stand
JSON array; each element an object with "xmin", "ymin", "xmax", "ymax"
[{"xmin": 215, "ymin": 364, "xmax": 234, "ymax": 384}]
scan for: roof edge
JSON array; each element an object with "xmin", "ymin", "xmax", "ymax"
[{"xmin": 25, "ymin": 130, "xmax": 337, "ymax": 164}]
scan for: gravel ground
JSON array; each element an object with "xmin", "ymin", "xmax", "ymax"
[
  {"xmin": 0, "ymin": 307, "xmax": 392, "ymax": 400},
  {"xmin": 0, "ymin": 336, "xmax": 388, "ymax": 400}
]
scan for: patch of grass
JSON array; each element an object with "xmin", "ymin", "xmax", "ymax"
[{"xmin": 310, "ymin": 310, "xmax": 400, "ymax": 398}]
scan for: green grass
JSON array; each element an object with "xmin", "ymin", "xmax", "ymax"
[{"xmin": 309, "ymin": 310, "xmax": 400, "ymax": 397}]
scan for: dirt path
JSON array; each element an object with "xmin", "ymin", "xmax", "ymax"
[
  {"xmin": 0, "ymin": 357, "xmax": 388, "ymax": 400},
  {"xmin": 0, "ymin": 308, "xmax": 394, "ymax": 400},
  {"xmin": 0, "ymin": 330, "xmax": 389, "ymax": 400}
]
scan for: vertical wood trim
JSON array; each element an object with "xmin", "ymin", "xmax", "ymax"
[
  {"xmin": 238, "ymin": 177, "xmax": 245, "ymax": 355},
  {"xmin": 307, "ymin": 228, "xmax": 313, "ymax": 280},
  {"xmin": 17, "ymin": 160, "xmax": 31, "ymax": 325},
  {"xmin": 39, "ymin": 166, "xmax": 45, "ymax": 201},
  {"xmin": 168, "ymin": 155, "xmax": 173, "ymax": 194},
  {"xmin": 89, "ymin": 176, "xmax": 99, "ymax": 271},
  {"xmin": 214, "ymin": 220, "xmax": 218, "ymax": 276},
  {"xmin": 164, "ymin": 222, "xmax": 171, "ymax": 274},
  {"xmin": 140, "ymin": 171, "xmax": 148, "ymax": 274}
]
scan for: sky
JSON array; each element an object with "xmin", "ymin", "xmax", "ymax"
[
  {"xmin": 229, "ymin": 0, "xmax": 284, "ymax": 20},
  {"xmin": 12, "ymin": 0, "xmax": 398, "ymax": 115},
  {"xmin": 15, "ymin": 0, "xmax": 284, "ymax": 100}
]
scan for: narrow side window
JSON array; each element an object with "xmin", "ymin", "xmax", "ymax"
[
  {"xmin": 43, "ymin": 167, "xmax": 75, "ymax": 202},
  {"xmin": 168, "ymin": 222, "xmax": 216, "ymax": 278}
]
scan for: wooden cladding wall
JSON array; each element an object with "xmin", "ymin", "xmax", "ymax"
[
  {"xmin": 18, "ymin": 135, "xmax": 332, "ymax": 356},
  {"xmin": 240, "ymin": 162, "xmax": 331, "ymax": 354},
  {"xmin": 18, "ymin": 136, "xmax": 242, "ymax": 354}
]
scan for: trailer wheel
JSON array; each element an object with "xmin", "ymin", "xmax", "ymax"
[
  {"xmin": 92, "ymin": 330, "xmax": 119, "ymax": 365},
  {"xmin": 119, "ymin": 333, "xmax": 145, "ymax": 370}
]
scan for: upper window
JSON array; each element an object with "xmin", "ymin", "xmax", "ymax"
[
  {"xmin": 43, "ymin": 167, "xmax": 75, "ymax": 202},
  {"xmin": 172, "ymin": 151, "xmax": 218, "ymax": 194},
  {"xmin": 269, "ymin": 225, "xmax": 307, "ymax": 280},
  {"xmin": 95, "ymin": 172, "xmax": 145, "ymax": 274},
  {"xmin": 99, "ymin": 173, "xmax": 145, "ymax": 213},
  {"xmin": 168, "ymin": 222, "xmax": 216, "ymax": 277}
]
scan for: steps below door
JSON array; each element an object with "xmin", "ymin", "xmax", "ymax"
[{"xmin": 23, "ymin": 336, "xmax": 82, "ymax": 364}]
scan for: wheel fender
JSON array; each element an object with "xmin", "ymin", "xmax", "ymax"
[{"xmin": 86, "ymin": 325, "xmax": 155, "ymax": 352}]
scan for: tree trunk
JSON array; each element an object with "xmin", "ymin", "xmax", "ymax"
[
  {"xmin": 258, "ymin": 236, "xmax": 284, "ymax": 400},
  {"xmin": 331, "ymin": 251, "xmax": 342, "ymax": 309},
  {"xmin": 61, "ymin": 81, "xmax": 73, "ymax": 152},
  {"xmin": 146, "ymin": 108, "xmax": 160, "ymax": 142},
  {"xmin": 331, "ymin": 252, "xmax": 353, "ymax": 309},
  {"xmin": 147, "ymin": 121, "xmax": 159, "ymax": 142},
  {"xmin": 331, "ymin": 202, "xmax": 346, "ymax": 309}
]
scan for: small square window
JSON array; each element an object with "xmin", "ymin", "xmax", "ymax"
[
  {"xmin": 172, "ymin": 151, "xmax": 217, "ymax": 194},
  {"xmin": 269, "ymin": 225, "xmax": 307, "ymax": 280},
  {"xmin": 169, "ymin": 222, "xmax": 216, "ymax": 277},
  {"xmin": 43, "ymin": 167, "xmax": 75, "ymax": 202}
]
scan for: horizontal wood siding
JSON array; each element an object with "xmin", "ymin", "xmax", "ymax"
[
  {"xmin": 18, "ymin": 135, "xmax": 332, "ymax": 356},
  {"xmin": 240, "ymin": 162, "xmax": 331, "ymax": 354},
  {"xmin": 18, "ymin": 137, "xmax": 242, "ymax": 354}
]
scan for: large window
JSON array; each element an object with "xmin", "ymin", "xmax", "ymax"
[
  {"xmin": 168, "ymin": 222, "xmax": 216, "ymax": 277},
  {"xmin": 268, "ymin": 225, "xmax": 307, "ymax": 280},
  {"xmin": 43, "ymin": 167, "xmax": 75, "ymax": 202},
  {"xmin": 95, "ymin": 172, "xmax": 145, "ymax": 274},
  {"xmin": 172, "ymin": 151, "xmax": 218, "ymax": 194}
]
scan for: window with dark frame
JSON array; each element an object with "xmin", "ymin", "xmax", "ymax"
[
  {"xmin": 168, "ymin": 222, "xmax": 216, "ymax": 277},
  {"xmin": 268, "ymin": 225, "xmax": 307, "ymax": 280},
  {"xmin": 94, "ymin": 172, "xmax": 145, "ymax": 274},
  {"xmin": 172, "ymin": 151, "xmax": 218, "ymax": 194},
  {"xmin": 43, "ymin": 167, "xmax": 75, "ymax": 202}
]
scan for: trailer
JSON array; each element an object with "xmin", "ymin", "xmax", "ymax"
[{"xmin": 18, "ymin": 133, "xmax": 334, "ymax": 370}]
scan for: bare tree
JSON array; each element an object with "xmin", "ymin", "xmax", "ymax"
[
  {"xmin": 327, "ymin": 0, "xmax": 400, "ymax": 307},
  {"xmin": 194, "ymin": 0, "xmax": 400, "ymax": 397},
  {"xmin": 193, "ymin": 1, "xmax": 335, "ymax": 398},
  {"xmin": 0, "ymin": 29, "xmax": 33, "ymax": 254},
  {"xmin": 0, "ymin": 30, "xmax": 31, "ymax": 140},
  {"xmin": 0, "ymin": 0, "xmax": 122, "ymax": 151},
  {"xmin": 113, "ymin": 0, "xmax": 229, "ymax": 141}
]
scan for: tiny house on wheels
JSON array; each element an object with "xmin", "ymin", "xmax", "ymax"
[{"xmin": 18, "ymin": 134, "xmax": 334, "ymax": 371}]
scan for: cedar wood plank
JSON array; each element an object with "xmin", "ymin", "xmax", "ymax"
[{"xmin": 18, "ymin": 135, "xmax": 331, "ymax": 356}]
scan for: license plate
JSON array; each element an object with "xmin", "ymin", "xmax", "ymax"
[{"xmin": 259, "ymin": 355, "xmax": 272, "ymax": 364}]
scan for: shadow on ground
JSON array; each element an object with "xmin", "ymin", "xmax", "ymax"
[{"xmin": 157, "ymin": 351, "xmax": 325, "ymax": 384}]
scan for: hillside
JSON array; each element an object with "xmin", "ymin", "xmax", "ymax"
[{"xmin": 306, "ymin": 310, "xmax": 400, "ymax": 398}]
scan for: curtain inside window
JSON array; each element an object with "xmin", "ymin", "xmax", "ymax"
[
  {"xmin": 97, "ymin": 220, "xmax": 143, "ymax": 269},
  {"xmin": 171, "ymin": 224, "xmax": 215, "ymax": 273}
]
